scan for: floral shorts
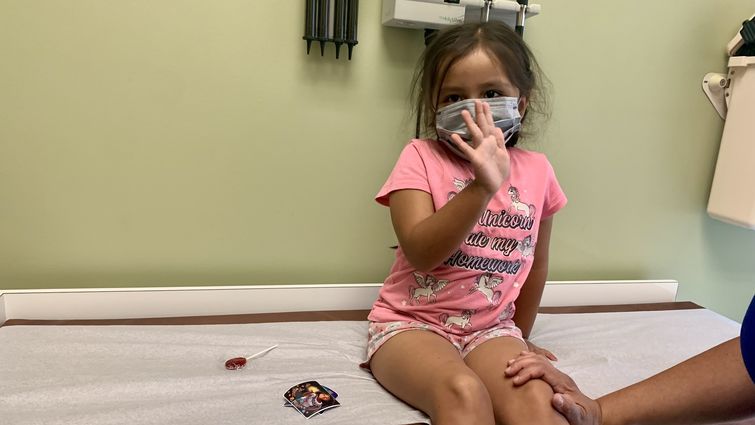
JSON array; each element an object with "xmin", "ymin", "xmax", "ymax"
[{"xmin": 365, "ymin": 320, "xmax": 524, "ymax": 363}]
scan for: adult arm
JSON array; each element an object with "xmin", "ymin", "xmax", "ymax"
[
  {"xmin": 505, "ymin": 338, "xmax": 755, "ymax": 425},
  {"xmin": 598, "ymin": 337, "xmax": 755, "ymax": 425}
]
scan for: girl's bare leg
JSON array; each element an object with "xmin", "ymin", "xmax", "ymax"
[
  {"xmin": 370, "ymin": 330, "xmax": 496, "ymax": 425},
  {"xmin": 464, "ymin": 336, "xmax": 569, "ymax": 425}
]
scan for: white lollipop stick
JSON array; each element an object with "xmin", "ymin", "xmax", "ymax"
[{"xmin": 246, "ymin": 344, "xmax": 278, "ymax": 360}]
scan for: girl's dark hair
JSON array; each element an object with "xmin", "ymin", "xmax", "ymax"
[{"xmin": 411, "ymin": 22, "xmax": 550, "ymax": 147}]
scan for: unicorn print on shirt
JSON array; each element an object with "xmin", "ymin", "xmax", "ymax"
[
  {"xmin": 409, "ymin": 272, "xmax": 450, "ymax": 305},
  {"xmin": 447, "ymin": 177, "xmax": 473, "ymax": 200},
  {"xmin": 440, "ymin": 310, "xmax": 475, "ymax": 329},
  {"xmin": 518, "ymin": 235, "xmax": 535, "ymax": 258},
  {"xmin": 508, "ymin": 186, "xmax": 536, "ymax": 218},
  {"xmin": 469, "ymin": 273, "xmax": 504, "ymax": 306}
]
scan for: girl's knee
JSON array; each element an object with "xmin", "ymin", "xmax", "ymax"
[
  {"xmin": 517, "ymin": 377, "xmax": 556, "ymax": 402},
  {"xmin": 494, "ymin": 380, "xmax": 566, "ymax": 425},
  {"xmin": 429, "ymin": 373, "xmax": 495, "ymax": 425},
  {"xmin": 437, "ymin": 373, "xmax": 491, "ymax": 410}
]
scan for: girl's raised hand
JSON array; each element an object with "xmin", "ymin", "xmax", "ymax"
[{"xmin": 449, "ymin": 100, "xmax": 510, "ymax": 194}]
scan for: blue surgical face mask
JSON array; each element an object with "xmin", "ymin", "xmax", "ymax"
[{"xmin": 435, "ymin": 97, "xmax": 522, "ymax": 158}]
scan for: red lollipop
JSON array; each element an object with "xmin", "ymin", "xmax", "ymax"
[
  {"xmin": 224, "ymin": 357, "xmax": 247, "ymax": 370},
  {"xmin": 224, "ymin": 344, "xmax": 278, "ymax": 371}
]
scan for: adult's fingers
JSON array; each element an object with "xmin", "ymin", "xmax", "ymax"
[
  {"xmin": 506, "ymin": 351, "xmax": 539, "ymax": 367},
  {"xmin": 509, "ymin": 365, "xmax": 547, "ymax": 386},
  {"xmin": 504, "ymin": 354, "xmax": 548, "ymax": 386},
  {"xmin": 506, "ymin": 354, "xmax": 578, "ymax": 393},
  {"xmin": 552, "ymin": 394, "xmax": 592, "ymax": 425},
  {"xmin": 539, "ymin": 348, "xmax": 558, "ymax": 362}
]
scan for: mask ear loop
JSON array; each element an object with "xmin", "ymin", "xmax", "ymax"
[
  {"xmin": 505, "ymin": 97, "xmax": 527, "ymax": 147},
  {"xmin": 502, "ymin": 123, "xmax": 521, "ymax": 145},
  {"xmin": 517, "ymin": 96, "xmax": 528, "ymax": 116}
]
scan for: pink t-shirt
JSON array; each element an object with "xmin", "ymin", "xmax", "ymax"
[{"xmin": 369, "ymin": 139, "xmax": 567, "ymax": 335}]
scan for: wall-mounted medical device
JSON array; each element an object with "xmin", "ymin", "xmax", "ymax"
[
  {"xmin": 704, "ymin": 15, "xmax": 755, "ymax": 229},
  {"xmin": 382, "ymin": 0, "xmax": 540, "ymax": 35},
  {"xmin": 304, "ymin": 0, "xmax": 359, "ymax": 59}
]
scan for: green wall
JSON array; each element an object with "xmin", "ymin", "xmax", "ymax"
[{"xmin": 1, "ymin": 1, "xmax": 753, "ymax": 321}]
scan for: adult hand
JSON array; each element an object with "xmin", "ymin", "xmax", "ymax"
[
  {"xmin": 552, "ymin": 393, "xmax": 602, "ymax": 425},
  {"xmin": 505, "ymin": 351, "xmax": 602, "ymax": 425},
  {"xmin": 450, "ymin": 100, "xmax": 510, "ymax": 195}
]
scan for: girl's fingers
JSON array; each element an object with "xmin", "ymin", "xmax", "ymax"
[
  {"xmin": 459, "ymin": 101, "xmax": 507, "ymax": 153},
  {"xmin": 475, "ymin": 100, "xmax": 486, "ymax": 130},
  {"xmin": 482, "ymin": 101, "xmax": 495, "ymax": 129},
  {"xmin": 475, "ymin": 101, "xmax": 492, "ymax": 136},
  {"xmin": 460, "ymin": 110, "xmax": 483, "ymax": 145},
  {"xmin": 482, "ymin": 102, "xmax": 505, "ymax": 148},
  {"xmin": 493, "ymin": 127, "xmax": 506, "ymax": 149},
  {"xmin": 449, "ymin": 133, "xmax": 476, "ymax": 156}
]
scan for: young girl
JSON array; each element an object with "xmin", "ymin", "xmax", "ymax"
[{"xmin": 366, "ymin": 22, "xmax": 569, "ymax": 425}]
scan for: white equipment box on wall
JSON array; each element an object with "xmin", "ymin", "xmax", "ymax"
[
  {"xmin": 382, "ymin": 0, "xmax": 540, "ymax": 30},
  {"xmin": 706, "ymin": 16, "xmax": 755, "ymax": 230}
]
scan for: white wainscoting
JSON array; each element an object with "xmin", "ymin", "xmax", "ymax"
[{"xmin": 0, "ymin": 280, "xmax": 678, "ymax": 325}]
